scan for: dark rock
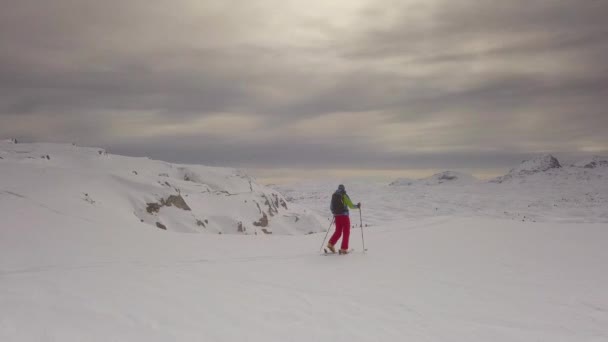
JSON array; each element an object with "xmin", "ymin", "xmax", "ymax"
[
  {"xmin": 146, "ymin": 202, "xmax": 162, "ymax": 214},
  {"xmin": 146, "ymin": 194, "xmax": 191, "ymax": 214},
  {"xmin": 156, "ymin": 222, "xmax": 167, "ymax": 230},
  {"xmin": 253, "ymin": 212, "xmax": 269, "ymax": 227},
  {"xmin": 163, "ymin": 194, "xmax": 191, "ymax": 211},
  {"xmin": 438, "ymin": 173, "xmax": 456, "ymax": 181},
  {"xmin": 280, "ymin": 198, "xmax": 288, "ymax": 209}
]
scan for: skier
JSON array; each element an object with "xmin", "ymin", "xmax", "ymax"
[{"xmin": 327, "ymin": 184, "xmax": 361, "ymax": 254}]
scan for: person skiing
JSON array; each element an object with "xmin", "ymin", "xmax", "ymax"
[{"xmin": 327, "ymin": 184, "xmax": 360, "ymax": 254}]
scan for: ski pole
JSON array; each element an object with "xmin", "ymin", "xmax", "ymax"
[
  {"xmin": 359, "ymin": 207, "xmax": 366, "ymax": 251},
  {"xmin": 319, "ymin": 217, "xmax": 335, "ymax": 252}
]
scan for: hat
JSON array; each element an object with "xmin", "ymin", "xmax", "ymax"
[{"xmin": 338, "ymin": 184, "xmax": 345, "ymax": 192}]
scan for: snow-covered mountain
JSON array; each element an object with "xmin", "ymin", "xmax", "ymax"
[{"xmin": 0, "ymin": 141, "xmax": 323, "ymax": 235}]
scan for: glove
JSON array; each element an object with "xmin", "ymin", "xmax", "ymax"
[{"xmin": 357, "ymin": 202, "xmax": 361, "ymax": 209}]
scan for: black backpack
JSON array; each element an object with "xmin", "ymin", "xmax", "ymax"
[{"xmin": 330, "ymin": 192, "xmax": 346, "ymax": 215}]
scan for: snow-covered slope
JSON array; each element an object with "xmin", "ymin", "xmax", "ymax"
[
  {"xmin": 0, "ymin": 141, "xmax": 323, "ymax": 235},
  {"xmin": 1, "ymin": 205, "xmax": 607, "ymax": 341}
]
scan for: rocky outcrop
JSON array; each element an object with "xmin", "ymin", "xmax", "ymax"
[
  {"xmin": 389, "ymin": 178, "xmax": 415, "ymax": 186},
  {"xmin": 389, "ymin": 171, "xmax": 475, "ymax": 186},
  {"xmin": 253, "ymin": 212, "xmax": 269, "ymax": 227},
  {"xmin": 427, "ymin": 171, "xmax": 476, "ymax": 185},
  {"xmin": 146, "ymin": 194, "xmax": 191, "ymax": 214}
]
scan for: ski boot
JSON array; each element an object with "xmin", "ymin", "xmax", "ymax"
[{"xmin": 326, "ymin": 243, "xmax": 336, "ymax": 254}]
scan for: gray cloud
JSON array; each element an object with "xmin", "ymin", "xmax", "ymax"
[{"xmin": 1, "ymin": 0, "xmax": 607, "ymax": 179}]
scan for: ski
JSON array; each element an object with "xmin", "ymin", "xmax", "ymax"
[
  {"xmin": 323, "ymin": 248, "xmax": 334, "ymax": 255},
  {"xmin": 322, "ymin": 248, "xmax": 354, "ymax": 256}
]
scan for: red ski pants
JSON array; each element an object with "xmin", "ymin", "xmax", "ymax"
[{"xmin": 329, "ymin": 215, "xmax": 350, "ymax": 250}]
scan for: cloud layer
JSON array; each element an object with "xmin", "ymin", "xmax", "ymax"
[{"xmin": 1, "ymin": 0, "xmax": 607, "ymax": 176}]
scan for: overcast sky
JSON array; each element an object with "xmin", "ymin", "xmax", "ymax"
[{"xmin": 1, "ymin": 0, "xmax": 607, "ymax": 182}]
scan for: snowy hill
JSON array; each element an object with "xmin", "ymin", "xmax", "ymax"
[{"xmin": 0, "ymin": 142, "xmax": 323, "ymax": 235}]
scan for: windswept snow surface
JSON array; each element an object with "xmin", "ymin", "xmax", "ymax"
[{"xmin": 1, "ymin": 145, "xmax": 608, "ymax": 341}]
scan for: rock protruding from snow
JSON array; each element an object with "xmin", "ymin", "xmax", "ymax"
[
  {"xmin": 389, "ymin": 178, "xmax": 415, "ymax": 186},
  {"xmin": 572, "ymin": 156, "xmax": 608, "ymax": 169},
  {"xmin": 492, "ymin": 154, "xmax": 561, "ymax": 183},
  {"xmin": 146, "ymin": 194, "xmax": 191, "ymax": 214},
  {"xmin": 423, "ymin": 171, "xmax": 476, "ymax": 185},
  {"xmin": 390, "ymin": 171, "xmax": 476, "ymax": 186}
]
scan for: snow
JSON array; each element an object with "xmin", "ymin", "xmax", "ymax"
[{"xmin": 1, "ymin": 143, "xmax": 608, "ymax": 341}]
